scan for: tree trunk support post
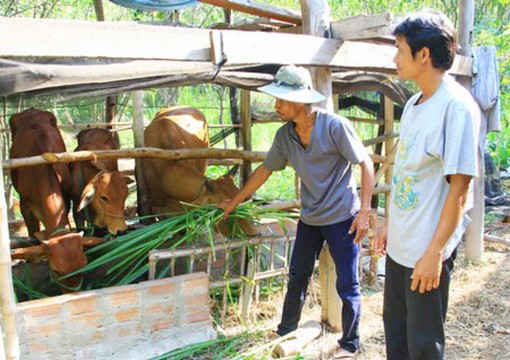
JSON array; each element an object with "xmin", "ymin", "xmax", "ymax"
[
  {"xmin": 300, "ymin": 0, "xmax": 341, "ymax": 332},
  {"xmin": 458, "ymin": 0, "xmax": 483, "ymax": 261},
  {"xmin": 240, "ymin": 89, "xmax": 252, "ymax": 187}
]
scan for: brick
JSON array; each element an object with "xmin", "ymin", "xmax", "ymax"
[
  {"xmin": 69, "ymin": 312, "xmax": 104, "ymax": 328},
  {"xmin": 146, "ymin": 281, "xmax": 176, "ymax": 296},
  {"xmin": 115, "ymin": 323, "xmax": 142, "ymax": 338},
  {"xmin": 29, "ymin": 339, "xmax": 52, "ymax": 353},
  {"xmin": 109, "ymin": 288, "xmax": 140, "ymax": 308},
  {"xmin": 150, "ymin": 318, "xmax": 174, "ymax": 333},
  {"xmin": 35, "ymin": 321, "xmax": 62, "ymax": 336},
  {"xmin": 183, "ymin": 291, "xmax": 209, "ymax": 308},
  {"xmin": 20, "ymin": 302, "xmax": 62, "ymax": 318},
  {"xmin": 147, "ymin": 303, "xmax": 175, "ymax": 315},
  {"xmin": 187, "ymin": 307, "xmax": 211, "ymax": 324},
  {"xmin": 66, "ymin": 295, "xmax": 99, "ymax": 315},
  {"xmin": 114, "ymin": 307, "xmax": 140, "ymax": 322},
  {"xmin": 179, "ymin": 276, "xmax": 208, "ymax": 294}
]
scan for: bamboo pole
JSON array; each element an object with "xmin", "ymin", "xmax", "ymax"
[
  {"xmin": 2, "ymin": 148, "xmax": 268, "ymax": 170},
  {"xmin": 3, "ymin": 148, "xmax": 386, "ymax": 171},
  {"xmin": 0, "ymin": 156, "xmax": 19, "ymax": 360}
]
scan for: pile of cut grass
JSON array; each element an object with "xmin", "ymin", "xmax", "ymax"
[{"xmin": 17, "ymin": 202, "xmax": 293, "ymax": 294}]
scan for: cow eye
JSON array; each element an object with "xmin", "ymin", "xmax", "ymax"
[{"xmin": 100, "ymin": 195, "xmax": 108, "ymax": 202}]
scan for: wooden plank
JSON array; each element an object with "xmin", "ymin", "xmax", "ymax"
[
  {"xmin": 211, "ymin": 29, "xmax": 342, "ymax": 67},
  {"xmin": 211, "ymin": 30, "xmax": 472, "ymax": 76},
  {"xmin": 198, "ymin": 0, "xmax": 302, "ymax": 25},
  {"xmin": 0, "ymin": 17, "xmax": 211, "ymax": 61},
  {"xmin": 331, "ymin": 13, "xmax": 391, "ymax": 41}
]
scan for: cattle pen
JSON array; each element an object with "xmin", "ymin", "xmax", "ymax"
[{"xmin": 0, "ymin": 1, "xmax": 481, "ymax": 359}]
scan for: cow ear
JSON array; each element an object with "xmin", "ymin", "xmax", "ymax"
[
  {"xmin": 8, "ymin": 115, "xmax": 18, "ymax": 137},
  {"xmin": 204, "ymin": 178, "xmax": 215, "ymax": 193},
  {"xmin": 225, "ymin": 164, "xmax": 240, "ymax": 178},
  {"xmin": 77, "ymin": 182, "xmax": 96, "ymax": 212},
  {"xmin": 124, "ymin": 176, "xmax": 134, "ymax": 185},
  {"xmin": 83, "ymin": 236, "xmax": 107, "ymax": 247},
  {"xmin": 92, "ymin": 159, "xmax": 114, "ymax": 172},
  {"xmin": 11, "ymin": 245, "xmax": 47, "ymax": 263}
]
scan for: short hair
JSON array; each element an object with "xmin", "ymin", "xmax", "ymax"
[{"xmin": 392, "ymin": 10, "xmax": 457, "ymax": 70}]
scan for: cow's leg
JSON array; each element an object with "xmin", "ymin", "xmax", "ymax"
[{"xmin": 20, "ymin": 198, "xmax": 40, "ymax": 238}]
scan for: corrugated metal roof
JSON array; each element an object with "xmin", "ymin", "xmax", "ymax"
[{"xmin": 109, "ymin": 0, "xmax": 199, "ymax": 11}]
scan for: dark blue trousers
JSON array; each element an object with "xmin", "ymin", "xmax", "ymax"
[
  {"xmin": 277, "ymin": 217, "xmax": 361, "ymax": 353},
  {"xmin": 383, "ymin": 251, "xmax": 456, "ymax": 360}
]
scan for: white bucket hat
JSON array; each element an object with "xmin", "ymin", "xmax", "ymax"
[{"xmin": 258, "ymin": 65, "xmax": 326, "ymax": 104}]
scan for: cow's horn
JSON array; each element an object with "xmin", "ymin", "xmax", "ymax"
[{"xmin": 226, "ymin": 164, "xmax": 240, "ymax": 177}]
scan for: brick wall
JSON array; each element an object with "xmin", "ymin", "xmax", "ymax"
[{"xmin": 16, "ymin": 272, "xmax": 215, "ymax": 360}]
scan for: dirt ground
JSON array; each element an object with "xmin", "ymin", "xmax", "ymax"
[{"xmin": 228, "ymin": 211, "xmax": 510, "ymax": 360}]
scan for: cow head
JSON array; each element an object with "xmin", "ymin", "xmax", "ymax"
[
  {"xmin": 11, "ymin": 231, "xmax": 105, "ymax": 293},
  {"xmin": 9, "ymin": 108, "xmax": 58, "ymax": 139},
  {"xmin": 77, "ymin": 170, "xmax": 128, "ymax": 235},
  {"xmin": 197, "ymin": 165, "xmax": 258, "ymax": 236}
]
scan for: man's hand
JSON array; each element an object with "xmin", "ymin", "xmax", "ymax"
[
  {"xmin": 349, "ymin": 209, "xmax": 370, "ymax": 243},
  {"xmin": 375, "ymin": 222, "xmax": 388, "ymax": 256},
  {"xmin": 218, "ymin": 198, "xmax": 239, "ymax": 219},
  {"xmin": 411, "ymin": 250, "xmax": 442, "ymax": 293}
]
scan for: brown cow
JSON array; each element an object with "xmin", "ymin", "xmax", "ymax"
[
  {"xmin": 142, "ymin": 106, "xmax": 256, "ymax": 234},
  {"xmin": 69, "ymin": 128, "xmax": 128, "ymax": 235},
  {"xmin": 9, "ymin": 108, "xmax": 72, "ymax": 239},
  {"xmin": 11, "ymin": 230, "xmax": 104, "ymax": 293},
  {"xmin": 9, "ymin": 108, "xmax": 103, "ymax": 292}
]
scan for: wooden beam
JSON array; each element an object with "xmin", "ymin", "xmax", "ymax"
[
  {"xmin": 0, "ymin": 17, "xmax": 211, "ymax": 61},
  {"xmin": 331, "ymin": 12, "xmax": 391, "ymax": 41},
  {"xmin": 198, "ymin": 0, "xmax": 302, "ymax": 25},
  {"xmin": 210, "ymin": 30, "xmax": 473, "ymax": 76},
  {"xmin": 0, "ymin": 16, "xmax": 471, "ymax": 76}
]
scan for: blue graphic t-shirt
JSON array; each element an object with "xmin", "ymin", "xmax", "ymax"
[{"xmin": 387, "ymin": 76, "xmax": 480, "ymax": 268}]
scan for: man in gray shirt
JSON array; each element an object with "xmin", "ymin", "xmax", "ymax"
[{"xmin": 221, "ymin": 65, "xmax": 374, "ymax": 358}]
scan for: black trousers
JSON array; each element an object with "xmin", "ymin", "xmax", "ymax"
[
  {"xmin": 383, "ymin": 251, "xmax": 456, "ymax": 360},
  {"xmin": 277, "ymin": 217, "xmax": 360, "ymax": 353}
]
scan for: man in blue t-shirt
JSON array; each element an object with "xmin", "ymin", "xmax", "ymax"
[
  {"xmin": 377, "ymin": 10, "xmax": 480, "ymax": 360},
  {"xmin": 221, "ymin": 64, "xmax": 374, "ymax": 358}
]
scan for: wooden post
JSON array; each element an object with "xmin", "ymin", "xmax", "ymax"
[
  {"xmin": 458, "ymin": 0, "xmax": 483, "ymax": 261},
  {"xmin": 383, "ymin": 96, "xmax": 394, "ymax": 216},
  {"xmin": 0, "ymin": 154, "xmax": 19, "ymax": 360},
  {"xmin": 240, "ymin": 89, "xmax": 252, "ymax": 186},
  {"xmin": 300, "ymin": 0, "xmax": 341, "ymax": 331},
  {"xmin": 132, "ymin": 91, "xmax": 151, "ymax": 219}
]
